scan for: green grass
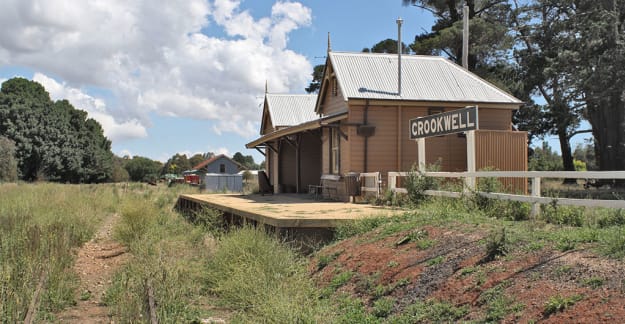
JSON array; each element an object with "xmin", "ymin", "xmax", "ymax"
[
  {"xmin": 204, "ymin": 226, "xmax": 332, "ymax": 322},
  {"xmin": 105, "ymin": 187, "xmax": 213, "ymax": 323},
  {"xmin": 0, "ymin": 183, "xmax": 120, "ymax": 322}
]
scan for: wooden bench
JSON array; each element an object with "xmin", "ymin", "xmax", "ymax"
[{"xmin": 309, "ymin": 174, "xmax": 341, "ymax": 200}]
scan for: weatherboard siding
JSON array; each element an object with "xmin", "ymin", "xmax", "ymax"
[
  {"xmin": 319, "ymin": 81, "xmax": 348, "ymax": 116},
  {"xmin": 477, "ymin": 109, "xmax": 512, "ymax": 130},
  {"xmin": 476, "ymin": 130, "xmax": 528, "ymax": 193}
]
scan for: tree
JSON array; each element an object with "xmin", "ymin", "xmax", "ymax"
[
  {"xmin": 363, "ymin": 38, "xmax": 410, "ymax": 54},
  {"xmin": 573, "ymin": 141, "xmax": 597, "ymax": 171},
  {"xmin": 305, "ymin": 64, "xmax": 325, "ymax": 94},
  {"xmin": 0, "ymin": 136, "xmax": 18, "ymax": 182},
  {"xmin": 161, "ymin": 153, "xmax": 191, "ymax": 175},
  {"xmin": 232, "ymin": 152, "xmax": 259, "ymax": 170},
  {"xmin": 565, "ymin": 0, "xmax": 625, "ymax": 172},
  {"xmin": 188, "ymin": 152, "xmax": 213, "ymax": 169},
  {"xmin": 111, "ymin": 155, "xmax": 130, "ymax": 182},
  {"xmin": 528, "ymin": 141, "xmax": 563, "ymax": 171},
  {"xmin": 0, "ymin": 78, "xmax": 113, "ymax": 182},
  {"xmin": 512, "ymin": 0, "xmax": 625, "ymax": 175},
  {"xmin": 124, "ymin": 156, "xmax": 162, "ymax": 182},
  {"xmin": 402, "ymin": 0, "xmax": 514, "ymax": 75},
  {"xmin": 510, "ymin": 0, "xmax": 585, "ymax": 177}
]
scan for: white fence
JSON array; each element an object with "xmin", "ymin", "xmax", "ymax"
[
  {"xmin": 359, "ymin": 172, "xmax": 381, "ymax": 197},
  {"xmin": 388, "ymin": 171, "xmax": 625, "ymax": 216}
]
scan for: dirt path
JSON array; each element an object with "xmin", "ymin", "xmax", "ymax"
[{"xmin": 55, "ymin": 213, "xmax": 129, "ymax": 323}]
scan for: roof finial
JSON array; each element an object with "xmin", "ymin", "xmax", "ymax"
[
  {"xmin": 265, "ymin": 80, "xmax": 268, "ymax": 94},
  {"xmin": 327, "ymin": 32, "xmax": 332, "ymax": 53}
]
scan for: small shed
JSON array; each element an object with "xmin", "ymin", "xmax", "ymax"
[
  {"xmin": 204, "ymin": 173, "xmax": 243, "ymax": 192},
  {"xmin": 191, "ymin": 154, "xmax": 245, "ymax": 175}
]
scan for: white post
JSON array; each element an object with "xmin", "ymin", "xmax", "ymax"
[
  {"xmin": 465, "ymin": 130, "xmax": 476, "ymax": 191},
  {"xmin": 531, "ymin": 177, "xmax": 541, "ymax": 218},
  {"xmin": 417, "ymin": 138, "xmax": 426, "ymax": 172}
]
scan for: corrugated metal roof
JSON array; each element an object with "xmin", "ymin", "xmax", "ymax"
[
  {"xmin": 329, "ymin": 52, "xmax": 522, "ymax": 104},
  {"xmin": 266, "ymin": 94, "xmax": 320, "ymax": 127}
]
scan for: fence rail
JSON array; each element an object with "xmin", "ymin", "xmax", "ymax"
[
  {"xmin": 388, "ymin": 171, "xmax": 625, "ymax": 215},
  {"xmin": 360, "ymin": 172, "xmax": 380, "ymax": 197}
]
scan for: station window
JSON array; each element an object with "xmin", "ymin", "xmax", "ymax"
[
  {"xmin": 331, "ymin": 128, "xmax": 340, "ymax": 174},
  {"xmin": 219, "ymin": 163, "xmax": 226, "ymax": 173}
]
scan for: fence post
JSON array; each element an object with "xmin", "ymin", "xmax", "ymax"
[
  {"xmin": 465, "ymin": 130, "xmax": 476, "ymax": 191},
  {"xmin": 389, "ymin": 173, "xmax": 396, "ymax": 193},
  {"xmin": 531, "ymin": 177, "xmax": 541, "ymax": 218}
]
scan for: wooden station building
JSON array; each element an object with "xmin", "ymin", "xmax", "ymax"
[{"xmin": 247, "ymin": 51, "xmax": 528, "ymax": 199}]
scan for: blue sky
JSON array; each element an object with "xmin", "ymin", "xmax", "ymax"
[{"xmin": 0, "ymin": 0, "xmax": 587, "ymax": 164}]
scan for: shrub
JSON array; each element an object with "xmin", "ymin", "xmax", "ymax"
[
  {"xmin": 596, "ymin": 209, "xmax": 625, "ymax": 228},
  {"xmin": 372, "ymin": 296, "xmax": 396, "ymax": 318},
  {"xmin": 482, "ymin": 228, "xmax": 508, "ymax": 263},
  {"xmin": 541, "ymin": 200, "xmax": 585, "ymax": 227},
  {"xmin": 405, "ymin": 165, "xmax": 438, "ymax": 206},
  {"xmin": 543, "ymin": 294, "xmax": 583, "ymax": 316},
  {"xmin": 599, "ymin": 227, "xmax": 625, "ymax": 259}
]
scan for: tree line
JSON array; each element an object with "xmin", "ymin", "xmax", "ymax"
[
  {"xmin": 308, "ymin": 0, "xmax": 625, "ymax": 174},
  {"xmin": 0, "ymin": 77, "xmax": 261, "ymax": 183}
]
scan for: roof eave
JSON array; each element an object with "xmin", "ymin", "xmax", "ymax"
[{"xmin": 246, "ymin": 112, "xmax": 347, "ymax": 149}]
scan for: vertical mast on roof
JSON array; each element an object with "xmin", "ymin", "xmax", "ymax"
[
  {"xmin": 327, "ymin": 32, "xmax": 332, "ymax": 53},
  {"xmin": 396, "ymin": 17, "xmax": 403, "ymax": 97},
  {"xmin": 265, "ymin": 80, "xmax": 268, "ymax": 94}
]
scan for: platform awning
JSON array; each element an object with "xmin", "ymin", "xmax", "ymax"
[{"xmin": 246, "ymin": 112, "xmax": 347, "ymax": 149}]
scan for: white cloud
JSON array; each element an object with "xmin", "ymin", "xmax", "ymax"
[
  {"xmin": 118, "ymin": 149, "xmax": 133, "ymax": 158},
  {"xmin": 0, "ymin": 0, "xmax": 313, "ymax": 139},
  {"xmin": 33, "ymin": 73, "xmax": 147, "ymax": 141}
]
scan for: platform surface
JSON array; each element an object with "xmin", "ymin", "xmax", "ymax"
[{"xmin": 178, "ymin": 193, "xmax": 405, "ymax": 228}]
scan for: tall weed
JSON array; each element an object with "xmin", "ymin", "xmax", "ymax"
[
  {"xmin": 0, "ymin": 183, "xmax": 118, "ymax": 321},
  {"xmin": 205, "ymin": 226, "xmax": 331, "ymax": 322}
]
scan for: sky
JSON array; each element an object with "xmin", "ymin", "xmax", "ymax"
[{"xmin": 0, "ymin": 0, "xmax": 587, "ymax": 165}]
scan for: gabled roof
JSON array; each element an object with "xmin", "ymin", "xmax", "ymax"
[
  {"xmin": 321, "ymin": 51, "xmax": 522, "ymax": 106},
  {"xmin": 191, "ymin": 154, "xmax": 245, "ymax": 171},
  {"xmin": 261, "ymin": 94, "xmax": 319, "ymax": 132}
]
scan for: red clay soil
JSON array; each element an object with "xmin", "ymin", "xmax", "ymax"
[
  {"xmin": 310, "ymin": 225, "xmax": 625, "ymax": 323},
  {"xmin": 55, "ymin": 213, "xmax": 129, "ymax": 323}
]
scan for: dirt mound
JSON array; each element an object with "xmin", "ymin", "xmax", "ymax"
[{"xmin": 311, "ymin": 225, "xmax": 625, "ymax": 322}]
